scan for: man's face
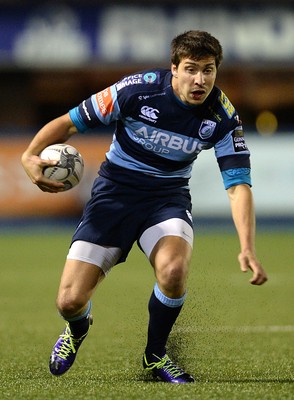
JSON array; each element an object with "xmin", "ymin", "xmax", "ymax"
[{"xmin": 171, "ymin": 57, "xmax": 217, "ymax": 106}]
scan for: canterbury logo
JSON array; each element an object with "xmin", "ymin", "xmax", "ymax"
[{"xmin": 140, "ymin": 106, "xmax": 159, "ymax": 120}]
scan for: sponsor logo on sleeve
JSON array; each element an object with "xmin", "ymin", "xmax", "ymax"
[
  {"xmin": 116, "ymin": 72, "xmax": 159, "ymax": 91},
  {"xmin": 232, "ymin": 129, "xmax": 248, "ymax": 152},
  {"xmin": 96, "ymin": 87, "xmax": 114, "ymax": 117},
  {"xmin": 143, "ymin": 72, "xmax": 157, "ymax": 83},
  {"xmin": 116, "ymin": 74, "xmax": 143, "ymax": 91},
  {"xmin": 219, "ymin": 91, "xmax": 235, "ymax": 118}
]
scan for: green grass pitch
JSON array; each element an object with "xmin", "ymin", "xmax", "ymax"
[{"xmin": 1, "ymin": 229, "xmax": 294, "ymax": 399}]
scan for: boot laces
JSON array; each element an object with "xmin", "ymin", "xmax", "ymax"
[
  {"xmin": 55, "ymin": 324, "xmax": 86, "ymax": 360},
  {"xmin": 145, "ymin": 354, "xmax": 185, "ymax": 378}
]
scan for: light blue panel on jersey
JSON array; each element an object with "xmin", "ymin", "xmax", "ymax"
[
  {"xmin": 120, "ymin": 117, "xmax": 213, "ymax": 162},
  {"xmin": 106, "ymin": 138, "xmax": 193, "ymax": 179},
  {"xmin": 90, "ymin": 85, "xmax": 120, "ymax": 125},
  {"xmin": 214, "ymin": 130, "xmax": 250, "ymax": 158}
]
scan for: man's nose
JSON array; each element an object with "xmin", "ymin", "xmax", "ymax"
[{"xmin": 195, "ymin": 72, "xmax": 205, "ymax": 85}]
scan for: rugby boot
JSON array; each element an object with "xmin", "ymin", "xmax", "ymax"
[
  {"xmin": 143, "ymin": 353, "xmax": 195, "ymax": 383},
  {"xmin": 49, "ymin": 316, "xmax": 93, "ymax": 376}
]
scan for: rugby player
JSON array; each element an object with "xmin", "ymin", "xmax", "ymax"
[{"xmin": 21, "ymin": 30, "xmax": 268, "ymax": 383}]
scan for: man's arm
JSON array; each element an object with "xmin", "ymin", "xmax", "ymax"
[
  {"xmin": 21, "ymin": 113, "xmax": 78, "ymax": 193},
  {"xmin": 227, "ymin": 184, "xmax": 268, "ymax": 285}
]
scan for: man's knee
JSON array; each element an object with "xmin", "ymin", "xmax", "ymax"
[
  {"xmin": 159, "ymin": 256, "xmax": 188, "ymax": 282},
  {"xmin": 155, "ymin": 254, "xmax": 190, "ymax": 297}
]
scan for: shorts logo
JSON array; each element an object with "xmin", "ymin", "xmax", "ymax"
[
  {"xmin": 140, "ymin": 106, "xmax": 159, "ymax": 123},
  {"xmin": 186, "ymin": 210, "xmax": 193, "ymax": 222},
  {"xmin": 199, "ymin": 119, "xmax": 216, "ymax": 139}
]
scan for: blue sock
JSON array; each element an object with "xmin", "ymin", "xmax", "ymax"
[{"xmin": 145, "ymin": 284, "xmax": 186, "ymax": 360}]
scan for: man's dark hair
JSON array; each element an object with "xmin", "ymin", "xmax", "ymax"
[{"xmin": 171, "ymin": 30, "xmax": 223, "ymax": 68}]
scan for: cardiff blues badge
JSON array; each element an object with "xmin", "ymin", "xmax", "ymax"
[{"xmin": 199, "ymin": 119, "xmax": 216, "ymax": 139}]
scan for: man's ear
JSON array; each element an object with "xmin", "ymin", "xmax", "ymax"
[{"xmin": 171, "ymin": 64, "xmax": 178, "ymax": 77}]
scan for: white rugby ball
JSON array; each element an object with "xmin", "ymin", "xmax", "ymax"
[{"xmin": 40, "ymin": 143, "xmax": 84, "ymax": 191}]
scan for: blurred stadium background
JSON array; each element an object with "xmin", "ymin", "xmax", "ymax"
[{"xmin": 0, "ymin": 0, "xmax": 293, "ymax": 229}]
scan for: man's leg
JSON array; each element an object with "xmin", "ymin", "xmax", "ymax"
[
  {"xmin": 49, "ymin": 259, "xmax": 105, "ymax": 376},
  {"xmin": 143, "ymin": 235, "xmax": 195, "ymax": 383},
  {"xmin": 49, "ymin": 240, "xmax": 122, "ymax": 376}
]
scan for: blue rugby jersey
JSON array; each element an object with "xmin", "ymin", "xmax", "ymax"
[{"xmin": 69, "ymin": 68, "xmax": 251, "ymax": 190}]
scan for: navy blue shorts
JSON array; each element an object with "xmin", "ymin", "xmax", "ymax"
[{"xmin": 71, "ymin": 174, "xmax": 193, "ymax": 263}]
